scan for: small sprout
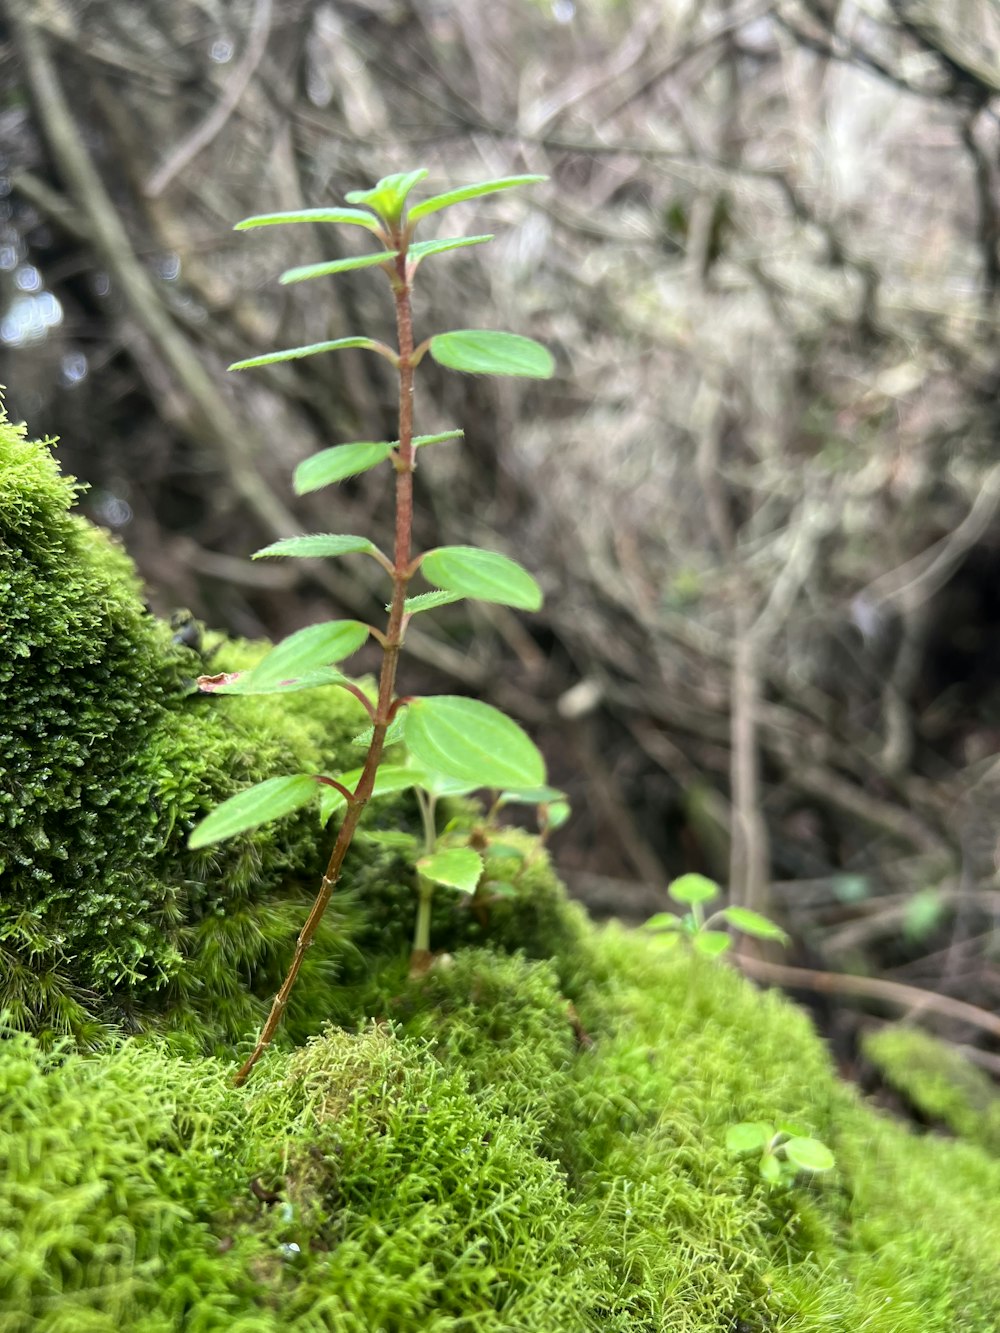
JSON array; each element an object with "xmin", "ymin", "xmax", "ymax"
[
  {"xmin": 646, "ymin": 875, "xmax": 789, "ymax": 958},
  {"xmin": 727, "ymin": 1120, "xmax": 835, "ymax": 1186}
]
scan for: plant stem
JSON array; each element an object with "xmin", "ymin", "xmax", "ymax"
[
  {"xmin": 414, "ymin": 878, "xmax": 433, "ymax": 958},
  {"xmin": 233, "ymin": 243, "xmax": 417, "ymax": 1087}
]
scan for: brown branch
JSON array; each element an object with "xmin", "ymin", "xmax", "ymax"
[{"xmin": 735, "ymin": 955, "xmax": 1000, "ymax": 1041}]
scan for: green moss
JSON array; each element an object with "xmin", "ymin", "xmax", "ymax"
[
  {"xmin": 4, "ymin": 943, "xmax": 1000, "ymax": 1330},
  {"xmin": 862, "ymin": 1024, "xmax": 1000, "ymax": 1154}
]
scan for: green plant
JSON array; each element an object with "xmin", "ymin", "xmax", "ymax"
[
  {"xmin": 187, "ymin": 169, "xmax": 554, "ymax": 1082},
  {"xmin": 644, "ymin": 873, "xmax": 789, "ymax": 958},
  {"xmin": 725, "ymin": 1118, "xmax": 835, "ymax": 1185}
]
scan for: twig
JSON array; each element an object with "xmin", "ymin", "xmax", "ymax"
[{"xmin": 735, "ymin": 955, "xmax": 1000, "ymax": 1040}]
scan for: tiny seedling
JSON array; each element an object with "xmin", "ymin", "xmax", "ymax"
[
  {"xmin": 316, "ymin": 761, "xmax": 569, "ymax": 971},
  {"xmin": 645, "ymin": 873, "xmax": 789, "ymax": 958},
  {"xmin": 187, "ymin": 169, "xmax": 554, "ymax": 1083},
  {"xmin": 725, "ymin": 1120, "xmax": 835, "ymax": 1186}
]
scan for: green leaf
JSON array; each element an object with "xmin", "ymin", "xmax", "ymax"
[
  {"xmin": 650, "ymin": 931, "xmax": 682, "ymax": 952},
  {"xmin": 214, "ymin": 666, "xmax": 347, "ymax": 695},
  {"xmin": 244, "ymin": 621, "xmax": 369, "ymax": 691},
  {"xmin": 645, "ymin": 913, "xmax": 683, "ymax": 932},
  {"xmin": 429, "ymin": 330, "xmax": 554, "ymax": 379},
  {"xmin": 693, "ymin": 931, "xmax": 732, "ymax": 958},
  {"xmin": 417, "ymin": 847, "xmax": 484, "ymax": 893},
  {"xmin": 407, "ymin": 235, "xmax": 493, "ymax": 262},
  {"xmin": 234, "ymin": 208, "xmax": 384, "ymax": 232},
  {"xmin": 403, "ymin": 696, "xmax": 546, "ymax": 789},
  {"xmin": 668, "ymin": 873, "xmax": 720, "ymax": 906},
  {"xmin": 419, "ymin": 771, "xmax": 481, "ymax": 798},
  {"xmin": 759, "ymin": 1153, "xmax": 782, "ymax": 1184},
  {"xmin": 421, "ymin": 545, "xmax": 542, "ymax": 612},
  {"xmin": 726, "ymin": 1122, "xmax": 774, "ymax": 1155},
  {"xmin": 903, "ymin": 887, "xmax": 944, "ymax": 942},
  {"xmin": 485, "ymin": 843, "xmax": 525, "ymax": 863},
  {"xmin": 189, "ymin": 774, "xmax": 318, "ymax": 849},
  {"xmin": 545, "ymin": 800, "xmax": 571, "ymax": 829},
  {"xmin": 398, "ymin": 591, "xmax": 464, "ymax": 616},
  {"xmin": 356, "ymin": 829, "xmax": 419, "ymax": 852},
  {"xmin": 346, "ymin": 169, "xmax": 428, "ymax": 223},
  {"xmin": 318, "ymin": 764, "xmax": 429, "ymax": 824},
  {"xmin": 352, "ymin": 714, "xmax": 407, "ymax": 750},
  {"xmin": 279, "ymin": 251, "xmax": 398, "ymax": 284},
  {"xmin": 252, "ymin": 533, "xmax": 379, "ymax": 561},
  {"xmin": 783, "ymin": 1137, "xmax": 835, "ymax": 1173},
  {"xmin": 229, "ymin": 338, "xmax": 387, "ymax": 371},
  {"xmin": 498, "ymin": 786, "xmax": 566, "ymax": 806},
  {"xmin": 293, "ymin": 442, "xmax": 396, "ymax": 495},
  {"xmin": 408, "ymin": 175, "xmax": 547, "ymax": 223},
  {"xmin": 721, "ymin": 907, "xmax": 790, "ymax": 945},
  {"xmin": 414, "ymin": 430, "xmax": 464, "ymax": 448}
]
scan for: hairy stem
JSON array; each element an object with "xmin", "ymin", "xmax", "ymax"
[{"xmin": 233, "ymin": 242, "xmax": 417, "ymax": 1086}]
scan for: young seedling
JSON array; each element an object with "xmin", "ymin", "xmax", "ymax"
[
  {"xmin": 725, "ymin": 1120, "xmax": 835, "ymax": 1186},
  {"xmin": 645, "ymin": 873, "xmax": 789, "ymax": 958},
  {"xmin": 187, "ymin": 169, "xmax": 553, "ymax": 1084},
  {"xmin": 316, "ymin": 762, "xmax": 569, "ymax": 971}
]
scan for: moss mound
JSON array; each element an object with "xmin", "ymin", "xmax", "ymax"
[
  {"xmin": 862, "ymin": 1024, "xmax": 1000, "ymax": 1155},
  {"xmin": 4, "ymin": 944, "xmax": 1000, "ymax": 1331},
  {"xmin": 0, "ymin": 415, "xmax": 572, "ymax": 1049}
]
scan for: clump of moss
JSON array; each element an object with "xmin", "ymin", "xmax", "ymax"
[
  {"xmin": 0, "ymin": 418, "xmax": 594, "ymax": 1052},
  {"xmin": 4, "ymin": 944, "xmax": 1000, "ymax": 1331},
  {"xmin": 862, "ymin": 1024, "xmax": 1000, "ymax": 1155}
]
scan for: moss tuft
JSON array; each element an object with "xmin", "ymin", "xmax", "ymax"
[{"xmin": 862, "ymin": 1024, "xmax": 1000, "ymax": 1154}]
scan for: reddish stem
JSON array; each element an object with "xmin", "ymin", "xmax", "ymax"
[{"xmin": 233, "ymin": 233, "xmax": 418, "ymax": 1087}]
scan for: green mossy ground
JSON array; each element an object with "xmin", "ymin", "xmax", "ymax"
[{"xmin": 3, "ymin": 417, "xmax": 1000, "ymax": 1329}]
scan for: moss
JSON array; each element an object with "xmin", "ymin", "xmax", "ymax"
[
  {"xmin": 862, "ymin": 1024, "xmax": 1000, "ymax": 1154},
  {"xmin": 4, "ymin": 944, "xmax": 1000, "ymax": 1330}
]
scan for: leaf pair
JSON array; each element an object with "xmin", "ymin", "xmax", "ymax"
[{"xmin": 189, "ymin": 695, "xmax": 546, "ymax": 849}]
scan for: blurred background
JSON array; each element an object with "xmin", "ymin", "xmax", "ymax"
[{"xmin": 2, "ymin": 0, "xmax": 999, "ymax": 1071}]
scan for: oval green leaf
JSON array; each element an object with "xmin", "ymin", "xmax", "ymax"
[
  {"xmin": 407, "ymin": 235, "xmax": 493, "ymax": 262},
  {"xmin": 414, "ymin": 430, "xmax": 464, "ymax": 448},
  {"xmin": 279, "ymin": 252, "xmax": 398, "ymax": 285},
  {"xmin": 725, "ymin": 1122, "xmax": 774, "ymax": 1156},
  {"xmin": 498, "ymin": 786, "xmax": 566, "ymax": 806},
  {"xmin": 235, "ymin": 208, "xmax": 383, "ymax": 232},
  {"xmin": 352, "ymin": 714, "xmax": 407, "ymax": 750},
  {"xmin": 668, "ymin": 873, "xmax": 720, "ymax": 906},
  {"xmin": 346, "ymin": 169, "xmax": 429, "ymax": 223},
  {"xmin": 293, "ymin": 443, "xmax": 395, "ymax": 495},
  {"xmin": 693, "ymin": 930, "xmax": 732, "ymax": 958},
  {"xmin": 545, "ymin": 800, "xmax": 571, "ymax": 829},
  {"xmin": 783, "ymin": 1137, "xmax": 835, "ymax": 1173},
  {"xmin": 403, "ymin": 696, "xmax": 546, "ymax": 790},
  {"xmin": 417, "ymin": 847, "xmax": 484, "ymax": 894},
  {"xmin": 214, "ymin": 666, "xmax": 347, "ymax": 695},
  {"xmin": 429, "ymin": 330, "xmax": 554, "ymax": 379},
  {"xmin": 721, "ymin": 907, "xmax": 789, "ymax": 945},
  {"xmin": 399, "ymin": 591, "xmax": 464, "ymax": 616},
  {"xmin": 408, "ymin": 175, "xmax": 547, "ymax": 223},
  {"xmin": 645, "ymin": 913, "xmax": 683, "ymax": 932},
  {"xmin": 252, "ymin": 533, "xmax": 380, "ymax": 561},
  {"xmin": 421, "ymin": 546, "xmax": 542, "ymax": 611},
  {"xmin": 189, "ymin": 774, "xmax": 318, "ymax": 849},
  {"xmin": 247, "ymin": 620, "xmax": 369, "ymax": 690},
  {"xmin": 759, "ymin": 1153, "xmax": 782, "ymax": 1184},
  {"xmin": 229, "ymin": 338, "xmax": 389, "ymax": 371}
]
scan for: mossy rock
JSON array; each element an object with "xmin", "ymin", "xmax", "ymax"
[
  {"xmin": 4, "ymin": 415, "xmax": 1000, "ymax": 1328},
  {"xmin": 0, "ymin": 413, "xmax": 578, "ymax": 1050}
]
